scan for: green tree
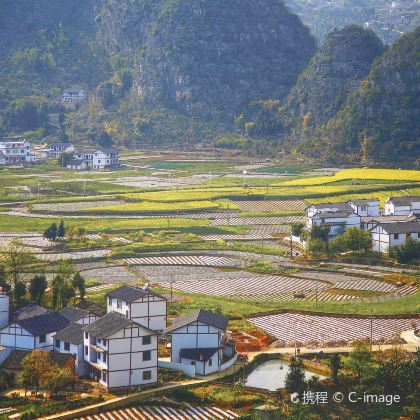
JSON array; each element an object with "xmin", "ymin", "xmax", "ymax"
[
  {"xmin": 14, "ymin": 282, "xmax": 26, "ymax": 302},
  {"xmin": 98, "ymin": 131, "xmax": 113, "ymax": 148},
  {"xmin": 346, "ymin": 341, "xmax": 374, "ymax": 380},
  {"xmin": 306, "ymin": 238, "xmax": 327, "ymax": 258},
  {"xmin": 340, "ymin": 227, "xmax": 372, "ymax": 253},
  {"xmin": 328, "ymin": 353, "xmax": 342, "ymax": 384},
  {"xmin": 45, "ymin": 367, "xmax": 72, "ymax": 398},
  {"xmin": 71, "ymin": 272, "xmax": 85, "ymax": 302},
  {"xmin": 285, "ymin": 357, "xmax": 306, "ymax": 394},
  {"xmin": 291, "ymin": 222, "xmax": 305, "ymax": 238},
  {"xmin": 29, "ymin": 274, "xmax": 48, "ymax": 304},
  {"xmin": 58, "ymin": 152, "xmax": 74, "ymax": 167},
  {"xmin": 57, "ymin": 221, "xmax": 65, "ymax": 238},
  {"xmin": 20, "ymin": 350, "xmax": 51, "ymax": 396}
]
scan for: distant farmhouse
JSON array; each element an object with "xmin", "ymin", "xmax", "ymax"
[
  {"xmin": 62, "ymin": 87, "xmax": 87, "ymax": 109},
  {"xmin": 305, "ymin": 197, "xmax": 420, "ymax": 254},
  {"xmin": 67, "ymin": 147, "xmax": 121, "ymax": 170},
  {"xmin": 0, "ymin": 137, "xmax": 36, "ymax": 165},
  {"xmin": 48, "ymin": 142, "xmax": 75, "ymax": 159}
]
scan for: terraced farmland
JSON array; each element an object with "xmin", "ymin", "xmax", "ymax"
[
  {"xmin": 249, "ymin": 313, "xmax": 419, "ymax": 345},
  {"xmin": 77, "ymin": 405, "xmax": 239, "ymax": 419},
  {"xmin": 124, "ymin": 255, "xmax": 241, "ymax": 268},
  {"xmin": 233, "ymin": 200, "xmax": 307, "ymax": 212}
]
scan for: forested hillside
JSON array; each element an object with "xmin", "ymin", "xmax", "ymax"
[{"xmin": 0, "ymin": 0, "xmax": 418, "ymax": 163}]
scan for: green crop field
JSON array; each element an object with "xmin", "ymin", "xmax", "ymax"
[{"xmin": 277, "ymin": 168, "xmax": 420, "ymax": 186}]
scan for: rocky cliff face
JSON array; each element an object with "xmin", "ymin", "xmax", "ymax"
[
  {"xmin": 321, "ymin": 26, "xmax": 420, "ymax": 161},
  {"xmin": 283, "ymin": 26, "xmax": 385, "ymax": 129},
  {"xmin": 135, "ymin": 0, "xmax": 316, "ymax": 119}
]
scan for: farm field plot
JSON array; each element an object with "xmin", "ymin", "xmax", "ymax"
[
  {"xmin": 76, "ymin": 405, "xmax": 239, "ymax": 420},
  {"xmin": 168, "ymin": 274, "xmax": 328, "ymax": 296},
  {"xmin": 249, "ymin": 313, "xmax": 418, "ymax": 345},
  {"xmin": 77, "ymin": 263, "xmax": 138, "ymax": 284},
  {"xmin": 297, "ymin": 272, "xmax": 397, "ymax": 292},
  {"xmin": 211, "ymin": 215, "xmax": 305, "ymax": 226},
  {"xmin": 233, "ymin": 200, "xmax": 307, "ymax": 212},
  {"xmin": 31, "ymin": 200, "xmax": 124, "ymax": 212},
  {"xmin": 125, "ymin": 255, "xmax": 241, "ymax": 267},
  {"xmin": 112, "ymin": 174, "xmax": 214, "ymax": 188},
  {"xmin": 36, "ymin": 249, "xmax": 110, "ymax": 261},
  {"xmin": 202, "ymin": 233, "xmax": 273, "ymax": 241},
  {"xmin": 132, "ymin": 266, "xmax": 258, "ymax": 283},
  {"xmin": 277, "ymin": 168, "xmax": 420, "ymax": 186}
]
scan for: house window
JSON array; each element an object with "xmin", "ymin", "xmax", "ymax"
[
  {"xmin": 126, "ymin": 310, "xmax": 129, "ymax": 319},
  {"xmin": 143, "ymin": 350, "xmax": 151, "ymax": 361},
  {"xmin": 103, "ymin": 339, "xmax": 107, "ymax": 346},
  {"xmin": 191, "ymin": 361, "xmax": 196, "ymax": 366},
  {"xmin": 103, "ymin": 353, "xmax": 107, "ymax": 363},
  {"xmin": 55, "ymin": 339, "xmax": 60, "ymax": 348},
  {"xmin": 98, "ymin": 339, "xmax": 101, "ymax": 344},
  {"xmin": 64, "ymin": 342, "xmax": 70, "ymax": 351},
  {"xmin": 117, "ymin": 300, "xmax": 122, "ymax": 309},
  {"xmin": 97, "ymin": 353, "xmax": 101, "ymax": 360},
  {"xmin": 394, "ymin": 234, "xmax": 399, "ymax": 240},
  {"xmin": 209, "ymin": 358, "xmax": 212, "ymax": 367},
  {"xmin": 85, "ymin": 345, "xmax": 88, "ymax": 355},
  {"xmin": 142, "ymin": 336, "xmax": 151, "ymax": 345},
  {"xmin": 39, "ymin": 335, "xmax": 46, "ymax": 343},
  {"xmin": 361, "ymin": 206, "xmax": 367, "ymax": 211},
  {"xmin": 143, "ymin": 370, "xmax": 152, "ymax": 380},
  {"xmin": 102, "ymin": 372, "xmax": 107, "ymax": 383},
  {"xmin": 85, "ymin": 332, "xmax": 88, "ymax": 339},
  {"xmin": 108, "ymin": 298, "xmax": 112, "ymax": 305}
]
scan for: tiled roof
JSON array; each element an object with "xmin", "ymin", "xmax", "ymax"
[
  {"xmin": 164, "ymin": 309, "xmax": 229, "ymax": 334},
  {"xmin": 180, "ymin": 347, "xmax": 220, "ymax": 362},
  {"xmin": 310, "ymin": 202, "xmax": 353, "ymax": 212},
  {"xmin": 13, "ymin": 304, "xmax": 50, "ymax": 321},
  {"xmin": 349, "ymin": 199, "xmax": 379, "ymax": 205},
  {"xmin": 387, "ymin": 196, "xmax": 420, "ymax": 206},
  {"xmin": 313, "ymin": 211, "xmax": 355, "ymax": 219},
  {"xmin": 107, "ymin": 285, "xmax": 166, "ymax": 303},
  {"xmin": 74, "ymin": 300, "xmax": 106, "ymax": 317},
  {"xmin": 16, "ymin": 312, "xmax": 70, "ymax": 336},
  {"xmin": 59, "ymin": 306, "xmax": 89, "ymax": 322},
  {"xmin": 1, "ymin": 349, "xmax": 74, "ymax": 370},
  {"xmin": 375, "ymin": 221, "xmax": 420, "ymax": 234},
  {"xmin": 84, "ymin": 312, "xmax": 152, "ymax": 339},
  {"xmin": 53, "ymin": 322, "xmax": 84, "ymax": 345}
]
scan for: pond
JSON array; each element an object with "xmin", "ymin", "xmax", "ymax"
[{"xmin": 245, "ymin": 359, "xmax": 328, "ymax": 391}]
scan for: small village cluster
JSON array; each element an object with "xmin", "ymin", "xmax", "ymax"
[
  {"xmin": 0, "ymin": 138, "xmax": 120, "ymax": 170},
  {"xmin": 305, "ymin": 197, "xmax": 420, "ymax": 253},
  {"xmin": 0, "ymin": 286, "xmax": 236, "ymax": 389}
]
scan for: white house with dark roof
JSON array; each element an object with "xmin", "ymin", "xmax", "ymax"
[
  {"xmin": 306, "ymin": 202, "xmax": 354, "ymax": 218},
  {"xmin": 163, "ymin": 309, "xmax": 236, "ymax": 376},
  {"xmin": 75, "ymin": 299, "xmax": 106, "ymax": 318},
  {"xmin": 83, "ymin": 312, "xmax": 158, "ymax": 389},
  {"xmin": 53, "ymin": 322, "xmax": 88, "ymax": 376},
  {"xmin": 348, "ymin": 199, "xmax": 380, "ymax": 217},
  {"xmin": 0, "ymin": 312, "xmax": 70, "ymax": 351},
  {"xmin": 93, "ymin": 148, "xmax": 120, "ymax": 169},
  {"xmin": 13, "ymin": 304, "xmax": 49, "ymax": 322},
  {"xmin": 59, "ymin": 306, "xmax": 99, "ymax": 326},
  {"xmin": 48, "ymin": 143, "xmax": 75, "ymax": 158},
  {"xmin": 370, "ymin": 221, "xmax": 420, "ymax": 253},
  {"xmin": 385, "ymin": 197, "xmax": 420, "ymax": 216},
  {"xmin": 106, "ymin": 285, "xmax": 167, "ymax": 331}
]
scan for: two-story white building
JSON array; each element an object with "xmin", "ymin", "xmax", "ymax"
[
  {"xmin": 307, "ymin": 211, "xmax": 361, "ymax": 237},
  {"xmin": 62, "ymin": 88, "xmax": 87, "ymax": 109},
  {"xmin": 163, "ymin": 309, "xmax": 235, "ymax": 376},
  {"xmin": 0, "ymin": 312, "xmax": 70, "ymax": 351},
  {"xmin": 106, "ymin": 286, "xmax": 167, "ymax": 331},
  {"xmin": 59, "ymin": 306, "xmax": 99, "ymax": 326},
  {"xmin": 83, "ymin": 312, "xmax": 158, "ymax": 389},
  {"xmin": 370, "ymin": 221, "xmax": 420, "ymax": 253},
  {"xmin": 93, "ymin": 148, "xmax": 120, "ymax": 169},
  {"xmin": 385, "ymin": 197, "xmax": 420, "ymax": 216},
  {"xmin": 0, "ymin": 139, "xmax": 35, "ymax": 164},
  {"xmin": 48, "ymin": 143, "xmax": 75, "ymax": 158},
  {"xmin": 53, "ymin": 322, "xmax": 88, "ymax": 376},
  {"xmin": 348, "ymin": 199, "xmax": 380, "ymax": 217}
]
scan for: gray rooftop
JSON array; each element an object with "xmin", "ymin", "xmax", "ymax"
[
  {"xmin": 16, "ymin": 312, "xmax": 70, "ymax": 336},
  {"xmin": 164, "ymin": 309, "xmax": 229, "ymax": 334},
  {"xmin": 13, "ymin": 304, "xmax": 50, "ymax": 321},
  {"xmin": 310, "ymin": 202, "xmax": 353, "ymax": 212},
  {"xmin": 349, "ymin": 199, "xmax": 379, "ymax": 206},
  {"xmin": 59, "ymin": 306, "xmax": 89, "ymax": 322},
  {"xmin": 313, "ymin": 211, "xmax": 355, "ymax": 219},
  {"xmin": 180, "ymin": 347, "xmax": 220, "ymax": 362},
  {"xmin": 373, "ymin": 221, "xmax": 420, "ymax": 234},
  {"xmin": 53, "ymin": 322, "xmax": 84, "ymax": 345},
  {"xmin": 387, "ymin": 196, "xmax": 420, "ymax": 206},
  {"xmin": 107, "ymin": 285, "xmax": 166, "ymax": 303}
]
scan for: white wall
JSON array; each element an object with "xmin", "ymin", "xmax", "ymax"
[
  {"xmin": 54, "ymin": 340, "xmax": 88, "ymax": 376},
  {"xmin": 0, "ymin": 324, "xmax": 34, "ymax": 349},
  {"xmin": 0, "ymin": 294, "xmax": 9, "ymax": 329}
]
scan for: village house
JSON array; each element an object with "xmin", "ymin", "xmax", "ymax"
[
  {"xmin": 66, "ymin": 159, "xmax": 88, "ymax": 171},
  {"xmin": 62, "ymin": 88, "xmax": 87, "ymax": 109},
  {"xmin": 106, "ymin": 285, "xmax": 167, "ymax": 331},
  {"xmin": 75, "ymin": 300, "xmax": 106, "ymax": 318},
  {"xmin": 384, "ymin": 196, "xmax": 420, "ymax": 216},
  {"xmin": 307, "ymin": 210, "xmax": 361, "ymax": 237},
  {"xmin": 53, "ymin": 322, "xmax": 88, "ymax": 376},
  {"xmin": 0, "ymin": 312, "xmax": 70, "ymax": 351},
  {"xmin": 348, "ymin": 199, "xmax": 380, "ymax": 217},
  {"xmin": 0, "ymin": 289, "xmax": 9, "ymax": 329},
  {"xmin": 370, "ymin": 221, "xmax": 420, "ymax": 253},
  {"xmin": 361, "ymin": 214, "xmax": 417, "ymax": 231},
  {"xmin": 163, "ymin": 309, "xmax": 236, "ymax": 376},
  {"xmin": 48, "ymin": 142, "xmax": 75, "ymax": 159},
  {"xmin": 59, "ymin": 306, "xmax": 99, "ymax": 326},
  {"xmin": 93, "ymin": 148, "xmax": 120, "ymax": 169},
  {"xmin": 0, "ymin": 138, "xmax": 36, "ymax": 164},
  {"xmin": 12, "ymin": 304, "xmax": 49, "ymax": 322},
  {"xmin": 83, "ymin": 312, "xmax": 158, "ymax": 389}
]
